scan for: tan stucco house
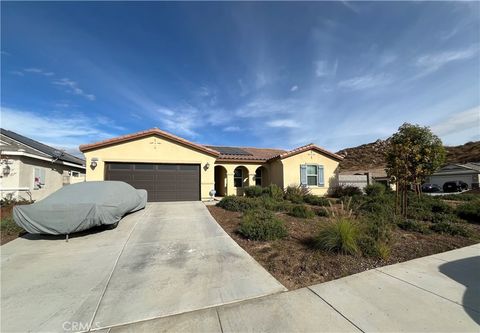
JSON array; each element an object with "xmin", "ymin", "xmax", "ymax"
[
  {"xmin": 0, "ymin": 129, "xmax": 86, "ymax": 201},
  {"xmin": 79, "ymin": 128, "xmax": 343, "ymax": 202}
]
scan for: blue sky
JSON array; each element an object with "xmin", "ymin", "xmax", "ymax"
[{"xmin": 1, "ymin": 1, "xmax": 479, "ymax": 156}]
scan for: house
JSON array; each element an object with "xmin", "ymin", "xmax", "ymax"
[
  {"xmin": 427, "ymin": 163, "xmax": 480, "ymax": 189},
  {"xmin": 79, "ymin": 128, "xmax": 343, "ymax": 202},
  {"xmin": 338, "ymin": 168, "xmax": 395, "ymax": 191},
  {"xmin": 0, "ymin": 129, "xmax": 86, "ymax": 201}
]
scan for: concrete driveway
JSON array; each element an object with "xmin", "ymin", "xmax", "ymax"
[{"xmin": 1, "ymin": 202, "xmax": 285, "ymax": 332}]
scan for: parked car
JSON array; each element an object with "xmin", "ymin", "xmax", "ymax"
[
  {"xmin": 421, "ymin": 183, "xmax": 441, "ymax": 193},
  {"xmin": 13, "ymin": 181, "xmax": 147, "ymax": 235},
  {"xmin": 443, "ymin": 181, "xmax": 469, "ymax": 193}
]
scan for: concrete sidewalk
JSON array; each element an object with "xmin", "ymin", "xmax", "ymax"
[{"xmin": 106, "ymin": 244, "xmax": 480, "ymax": 332}]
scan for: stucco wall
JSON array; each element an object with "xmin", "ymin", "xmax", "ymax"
[
  {"xmin": 83, "ymin": 135, "xmax": 217, "ymax": 200},
  {"xmin": 214, "ymin": 162, "xmax": 264, "ymax": 196},
  {"xmin": 281, "ymin": 150, "xmax": 340, "ymax": 196}
]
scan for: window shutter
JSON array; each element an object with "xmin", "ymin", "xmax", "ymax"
[
  {"xmin": 300, "ymin": 165, "xmax": 307, "ymax": 186},
  {"xmin": 318, "ymin": 165, "xmax": 324, "ymax": 187}
]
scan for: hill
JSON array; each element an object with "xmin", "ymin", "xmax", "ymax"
[{"xmin": 337, "ymin": 140, "xmax": 480, "ymax": 172}]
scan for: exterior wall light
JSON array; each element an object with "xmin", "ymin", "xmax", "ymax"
[
  {"xmin": 90, "ymin": 157, "xmax": 99, "ymax": 169},
  {"xmin": 2, "ymin": 165, "xmax": 10, "ymax": 177},
  {"xmin": 204, "ymin": 162, "xmax": 210, "ymax": 171}
]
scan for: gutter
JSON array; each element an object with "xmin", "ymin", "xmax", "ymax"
[{"xmin": 1, "ymin": 151, "xmax": 86, "ymax": 170}]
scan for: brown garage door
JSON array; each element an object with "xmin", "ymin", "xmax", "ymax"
[{"xmin": 105, "ymin": 163, "xmax": 200, "ymax": 202}]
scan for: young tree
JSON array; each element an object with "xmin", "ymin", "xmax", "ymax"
[{"xmin": 385, "ymin": 123, "xmax": 445, "ymax": 217}]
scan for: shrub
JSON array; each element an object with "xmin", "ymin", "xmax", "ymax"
[
  {"xmin": 288, "ymin": 204, "xmax": 315, "ymax": 219},
  {"xmin": 430, "ymin": 201, "xmax": 453, "ymax": 214},
  {"xmin": 431, "ymin": 213, "xmax": 460, "ymax": 224},
  {"xmin": 441, "ymin": 193, "xmax": 479, "ymax": 202},
  {"xmin": 358, "ymin": 194, "xmax": 395, "ymax": 216},
  {"xmin": 239, "ymin": 209, "xmax": 287, "ymax": 241},
  {"xmin": 262, "ymin": 184, "xmax": 284, "ymax": 201},
  {"xmin": 303, "ymin": 194, "xmax": 329, "ymax": 206},
  {"xmin": 358, "ymin": 236, "xmax": 390, "ymax": 259},
  {"xmin": 284, "ymin": 185, "xmax": 309, "ymax": 203},
  {"xmin": 244, "ymin": 186, "xmax": 264, "ymax": 198},
  {"xmin": 217, "ymin": 196, "xmax": 259, "ymax": 212},
  {"xmin": 456, "ymin": 202, "xmax": 480, "ymax": 223},
  {"xmin": 260, "ymin": 196, "xmax": 290, "ymax": 212},
  {"xmin": 316, "ymin": 207, "xmax": 329, "ymax": 217},
  {"xmin": 407, "ymin": 195, "xmax": 452, "ymax": 222},
  {"xmin": 397, "ymin": 219, "xmax": 429, "ymax": 234},
  {"xmin": 364, "ymin": 183, "xmax": 386, "ymax": 197},
  {"xmin": 315, "ymin": 218, "xmax": 359, "ymax": 255},
  {"xmin": 329, "ymin": 185, "xmax": 363, "ymax": 198},
  {"xmin": 0, "ymin": 216, "xmax": 24, "ymax": 235},
  {"xmin": 430, "ymin": 222, "xmax": 471, "ymax": 237}
]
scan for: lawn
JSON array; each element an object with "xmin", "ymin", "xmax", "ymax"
[{"xmin": 208, "ymin": 185, "xmax": 480, "ymax": 290}]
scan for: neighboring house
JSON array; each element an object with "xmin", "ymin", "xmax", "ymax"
[
  {"xmin": 427, "ymin": 163, "xmax": 480, "ymax": 189},
  {"xmin": 0, "ymin": 129, "xmax": 86, "ymax": 201},
  {"xmin": 79, "ymin": 128, "xmax": 343, "ymax": 202},
  {"xmin": 338, "ymin": 168, "xmax": 395, "ymax": 191}
]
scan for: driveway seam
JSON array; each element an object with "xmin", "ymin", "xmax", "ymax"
[
  {"xmin": 215, "ymin": 308, "xmax": 225, "ymax": 333},
  {"xmin": 306, "ymin": 287, "xmax": 365, "ymax": 333},
  {"xmin": 86, "ymin": 208, "xmax": 148, "ymax": 332},
  {"xmin": 374, "ymin": 268, "xmax": 480, "ymax": 314}
]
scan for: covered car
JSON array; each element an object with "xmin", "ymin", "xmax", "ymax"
[{"xmin": 13, "ymin": 181, "xmax": 147, "ymax": 235}]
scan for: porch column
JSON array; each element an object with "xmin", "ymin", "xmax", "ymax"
[
  {"xmin": 249, "ymin": 173, "xmax": 257, "ymax": 186},
  {"xmin": 226, "ymin": 173, "xmax": 235, "ymax": 196}
]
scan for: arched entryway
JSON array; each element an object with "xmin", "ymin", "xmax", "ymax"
[
  {"xmin": 255, "ymin": 166, "xmax": 268, "ymax": 187},
  {"xmin": 234, "ymin": 166, "xmax": 249, "ymax": 195},
  {"xmin": 214, "ymin": 165, "xmax": 227, "ymax": 196}
]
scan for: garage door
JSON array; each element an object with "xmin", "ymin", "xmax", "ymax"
[{"xmin": 105, "ymin": 163, "xmax": 200, "ymax": 202}]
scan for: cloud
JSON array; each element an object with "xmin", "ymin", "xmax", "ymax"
[
  {"xmin": 340, "ymin": 0, "xmax": 360, "ymax": 14},
  {"xmin": 52, "ymin": 78, "xmax": 96, "ymax": 101},
  {"xmin": 223, "ymin": 126, "xmax": 241, "ymax": 132},
  {"xmin": 267, "ymin": 119, "xmax": 300, "ymax": 128},
  {"xmin": 430, "ymin": 106, "xmax": 480, "ymax": 137},
  {"xmin": 314, "ymin": 59, "xmax": 338, "ymax": 77},
  {"xmin": 1, "ymin": 106, "xmax": 121, "ymax": 155},
  {"xmin": 338, "ymin": 74, "xmax": 392, "ymax": 90},
  {"xmin": 23, "ymin": 68, "xmax": 55, "ymax": 76},
  {"xmin": 156, "ymin": 107, "xmax": 175, "ymax": 116},
  {"xmin": 10, "ymin": 71, "xmax": 24, "ymax": 76},
  {"xmin": 290, "ymin": 85, "xmax": 298, "ymax": 92},
  {"xmin": 415, "ymin": 46, "xmax": 478, "ymax": 76}
]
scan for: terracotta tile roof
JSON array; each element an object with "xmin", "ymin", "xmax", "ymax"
[
  {"xmin": 79, "ymin": 128, "xmax": 220, "ymax": 156},
  {"xmin": 272, "ymin": 143, "xmax": 343, "ymax": 161},
  {"xmin": 206, "ymin": 146, "xmax": 286, "ymax": 162}
]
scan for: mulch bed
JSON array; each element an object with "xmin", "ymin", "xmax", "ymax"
[{"xmin": 207, "ymin": 205, "xmax": 480, "ymax": 290}]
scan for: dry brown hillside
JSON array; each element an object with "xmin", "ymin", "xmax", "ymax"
[{"xmin": 337, "ymin": 140, "xmax": 480, "ymax": 172}]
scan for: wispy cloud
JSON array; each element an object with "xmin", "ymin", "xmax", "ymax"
[
  {"xmin": 267, "ymin": 119, "xmax": 300, "ymax": 128},
  {"xmin": 10, "ymin": 70, "xmax": 24, "ymax": 76},
  {"xmin": 223, "ymin": 126, "xmax": 241, "ymax": 132},
  {"xmin": 314, "ymin": 60, "xmax": 338, "ymax": 77},
  {"xmin": 290, "ymin": 85, "xmax": 298, "ymax": 92},
  {"xmin": 430, "ymin": 106, "xmax": 480, "ymax": 137},
  {"xmin": 415, "ymin": 45, "xmax": 478, "ymax": 76},
  {"xmin": 23, "ymin": 68, "xmax": 55, "ymax": 76},
  {"xmin": 52, "ymin": 78, "xmax": 96, "ymax": 101},
  {"xmin": 1, "ymin": 106, "xmax": 121, "ymax": 155},
  {"xmin": 338, "ymin": 73, "xmax": 392, "ymax": 90}
]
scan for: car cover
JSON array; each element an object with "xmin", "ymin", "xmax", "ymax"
[{"xmin": 13, "ymin": 181, "xmax": 147, "ymax": 235}]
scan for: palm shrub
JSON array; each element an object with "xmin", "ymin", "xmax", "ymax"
[
  {"xmin": 239, "ymin": 209, "xmax": 287, "ymax": 241},
  {"xmin": 303, "ymin": 194, "xmax": 329, "ymax": 206},
  {"xmin": 284, "ymin": 185, "xmax": 309, "ymax": 203},
  {"xmin": 262, "ymin": 184, "xmax": 284, "ymax": 201},
  {"xmin": 217, "ymin": 196, "xmax": 260, "ymax": 212},
  {"xmin": 315, "ymin": 218, "xmax": 359, "ymax": 255},
  {"xmin": 288, "ymin": 204, "xmax": 315, "ymax": 219},
  {"xmin": 244, "ymin": 186, "xmax": 264, "ymax": 198}
]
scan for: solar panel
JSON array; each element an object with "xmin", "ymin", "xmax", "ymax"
[{"xmin": 210, "ymin": 146, "xmax": 253, "ymax": 156}]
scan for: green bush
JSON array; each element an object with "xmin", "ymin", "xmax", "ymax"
[
  {"xmin": 397, "ymin": 219, "xmax": 429, "ymax": 234},
  {"xmin": 303, "ymin": 194, "xmax": 329, "ymax": 206},
  {"xmin": 329, "ymin": 185, "xmax": 363, "ymax": 198},
  {"xmin": 217, "ymin": 196, "xmax": 259, "ymax": 212},
  {"xmin": 456, "ymin": 202, "xmax": 480, "ymax": 223},
  {"xmin": 316, "ymin": 207, "xmax": 329, "ymax": 217},
  {"xmin": 407, "ymin": 195, "xmax": 452, "ymax": 222},
  {"xmin": 431, "ymin": 213, "xmax": 460, "ymax": 224},
  {"xmin": 262, "ymin": 184, "xmax": 284, "ymax": 201},
  {"xmin": 430, "ymin": 222, "xmax": 471, "ymax": 237},
  {"xmin": 239, "ymin": 209, "xmax": 287, "ymax": 241},
  {"xmin": 244, "ymin": 186, "xmax": 264, "ymax": 198},
  {"xmin": 288, "ymin": 204, "xmax": 315, "ymax": 219},
  {"xmin": 260, "ymin": 196, "xmax": 291, "ymax": 212},
  {"xmin": 364, "ymin": 183, "xmax": 386, "ymax": 197},
  {"xmin": 0, "ymin": 217, "xmax": 24, "ymax": 236},
  {"xmin": 441, "ymin": 193, "xmax": 480, "ymax": 202},
  {"xmin": 358, "ymin": 236, "xmax": 390, "ymax": 259},
  {"xmin": 315, "ymin": 218, "xmax": 359, "ymax": 255},
  {"xmin": 358, "ymin": 194, "xmax": 395, "ymax": 216},
  {"xmin": 284, "ymin": 185, "xmax": 309, "ymax": 203}
]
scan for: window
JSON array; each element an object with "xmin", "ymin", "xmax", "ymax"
[
  {"xmin": 34, "ymin": 167, "xmax": 46, "ymax": 190},
  {"xmin": 134, "ymin": 164, "xmax": 155, "ymax": 170},
  {"xmin": 71, "ymin": 171, "xmax": 80, "ymax": 177},
  {"xmin": 255, "ymin": 168, "xmax": 262, "ymax": 186},
  {"xmin": 234, "ymin": 168, "xmax": 243, "ymax": 187},
  {"xmin": 307, "ymin": 165, "xmax": 318, "ymax": 186},
  {"xmin": 109, "ymin": 164, "xmax": 131, "ymax": 170}
]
